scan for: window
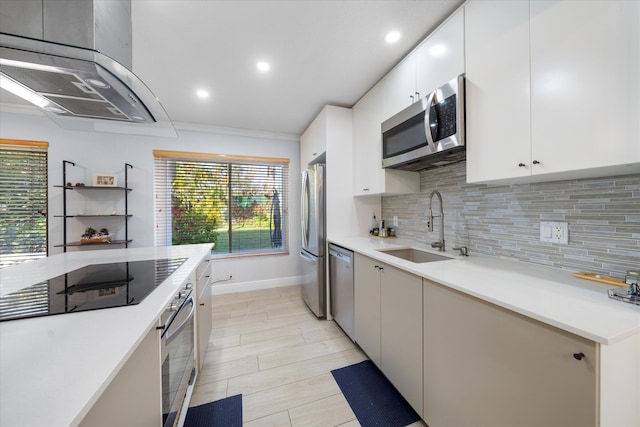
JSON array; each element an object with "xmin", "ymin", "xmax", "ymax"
[
  {"xmin": 0, "ymin": 139, "xmax": 48, "ymax": 268},
  {"xmin": 154, "ymin": 150, "xmax": 289, "ymax": 256}
]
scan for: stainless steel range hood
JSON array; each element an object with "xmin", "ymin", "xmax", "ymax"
[{"xmin": 0, "ymin": 1, "xmax": 175, "ymax": 137}]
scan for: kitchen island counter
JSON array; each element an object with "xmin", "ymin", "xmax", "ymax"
[{"xmin": 0, "ymin": 244, "xmax": 213, "ymax": 427}]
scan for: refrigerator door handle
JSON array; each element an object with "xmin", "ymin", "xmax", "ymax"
[{"xmin": 301, "ymin": 170, "xmax": 310, "ymax": 249}]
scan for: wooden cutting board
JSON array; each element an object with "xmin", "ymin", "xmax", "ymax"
[{"xmin": 573, "ymin": 272, "xmax": 627, "ymax": 287}]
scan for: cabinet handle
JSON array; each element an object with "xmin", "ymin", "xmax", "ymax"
[
  {"xmin": 362, "ymin": 188, "xmax": 369, "ymax": 192},
  {"xmin": 199, "ymin": 303, "xmax": 205, "ymax": 306},
  {"xmin": 573, "ymin": 352, "xmax": 585, "ymax": 360},
  {"xmin": 518, "ymin": 163, "xmax": 526, "ymax": 167},
  {"xmin": 532, "ymin": 160, "xmax": 541, "ymax": 165},
  {"xmin": 378, "ymin": 267, "xmax": 384, "ymax": 271},
  {"xmin": 374, "ymin": 265, "xmax": 380, "ymax": 269},
  {"xmin": 415, "ymin": 91, "xmax": 420, "ymax": 99},
  {"xmin": 410, "ymin": 95, "xmax": 414, "ymax": 103}
]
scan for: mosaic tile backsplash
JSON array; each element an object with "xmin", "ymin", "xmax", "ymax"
[{"xmin": 382, "ymin": 162, "xmax": 640, "ymax": 277}]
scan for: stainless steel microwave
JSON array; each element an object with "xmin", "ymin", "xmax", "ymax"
[{"xmin": 381, "ymin": 74, "xmax": 465, "ymax": 171}]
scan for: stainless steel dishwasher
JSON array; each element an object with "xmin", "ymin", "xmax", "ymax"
[{"xmin": 329, "ymin": 244, "xmax": 354, "ymax": 341}]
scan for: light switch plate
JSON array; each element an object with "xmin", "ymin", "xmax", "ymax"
[{"xmin": 540, "ymin": 221, "xmax": 568, "ymax": 244}]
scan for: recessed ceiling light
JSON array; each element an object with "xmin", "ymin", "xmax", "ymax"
[
  {"xmin": 196, "ymin": 89, "xmax": 209, "ymax": 99},
  {"xmin": 256, "ymin": 61, "xmax": 270, "ymax": 72},
  {"xmin": 385, "ymin": 31, "xmax": 401, "ymax": 44}
]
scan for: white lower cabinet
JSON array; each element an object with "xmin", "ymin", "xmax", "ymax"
[
  {"xmin": 79, "ymin": 323, "xmax": 163, "ymax": 427},
  {"xmin": 423, "ymin": 279, "xmax": 597, "ymax": 427},
  {"xmin": 196, "ymin": 258, "xmax": 212, "ymax": 371},
  {"xmin": 354, "ymin": 254, "xmax": 423, "ymax": 416},
  {"xmin": 380, "ymin": 263, "xmax": 423, "ymax": 416},
  {"xmin": 354, "ymin": 253, "xmax": 381, "ymax": 366}
]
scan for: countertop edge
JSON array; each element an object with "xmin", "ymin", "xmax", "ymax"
[{"xmin": 329, "ymin": 236, "xmax": 640, "ymax": 346}]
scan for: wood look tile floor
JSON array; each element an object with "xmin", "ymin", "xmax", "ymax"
[{"xmin": 190, "ymin": 285, "xmax": 426, "ymax": 427}]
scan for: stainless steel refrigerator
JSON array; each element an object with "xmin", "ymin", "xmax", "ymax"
[{"xmin": 300, "ymin": 163, "xmax": 326, "ymax": 318}]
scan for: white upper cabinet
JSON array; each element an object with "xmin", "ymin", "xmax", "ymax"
[
  {"xmin": 300, "ymin": 109, "xmax": 327, "ymax": 167},
  {"xmin": 529, "ymin": 0, "xmax": 640, "ymax": 175},
  {"xmin": 353, "ymin": 82, "xmax": 419, "ymax": 196},
  {"xmin": 352, "ymin": 6, "xmax": 464, "ymax": 196},
  {"xmin": 466, "ymin": 0, "xmax": 640, "ymax": 184},
  {"xmin": 383, "ymin": 7, "xmax": 465, "ymax": 121},
  {"xmin": 383, "ymin": 53, "xmax": 418, "ymax": 120},
  {"xmin": 302, "ymin": 105, "xmax": 359, "ymax": 238},
  {"xmin": 416, "ymin": 8, "xmax": 465, "ymax": 96},
  {"xmin": 465, "ymin": 0, "xmax": 531, "ymax": 183},
  {"xmin": 353, "ymin": 83, "xmax": 385, "ymax": 195}
]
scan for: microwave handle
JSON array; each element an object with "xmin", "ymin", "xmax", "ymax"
[{"xmin": 423, "ymin": 91, "xmax": 436, "ymax": 147}]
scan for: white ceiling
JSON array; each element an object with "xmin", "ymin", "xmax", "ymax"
[{"xmin": 131, "ymin": 0, "xmax": 464, "ymax": 136}]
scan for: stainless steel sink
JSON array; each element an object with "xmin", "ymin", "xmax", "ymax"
[{"xmin": 377, "ymin": 248, "xmax": 452, "ymax": 263}]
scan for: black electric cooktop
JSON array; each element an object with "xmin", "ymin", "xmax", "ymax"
[{"xmin": 0, "ymin": 258, "xmax": 186, "ymax": 322}]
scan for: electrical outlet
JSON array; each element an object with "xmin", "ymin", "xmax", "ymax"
[{"xmin": 540, "ymin": 221, "xmax": 568, "ymax": 244}]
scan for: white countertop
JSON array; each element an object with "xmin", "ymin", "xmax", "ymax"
[
  {"xmin": 0, "ymin": 244, "xmax": 213, "ymax": 427},
  {"xmin": 329, "ymin": 236, "xmax": 640, "ymax": 346}
]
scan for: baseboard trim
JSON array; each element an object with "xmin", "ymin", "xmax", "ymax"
[{"xmin": 211, "ymin": 276, "xmax": 303, "ymax": 295}]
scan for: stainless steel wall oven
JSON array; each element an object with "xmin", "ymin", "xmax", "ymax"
[{"xmin": 161, "ymin": 287, "xmax": 195, "ymax": 427}]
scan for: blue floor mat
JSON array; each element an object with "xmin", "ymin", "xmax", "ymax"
[
  {"xmin": 184, "ymin": 394, "xmax": 242, "ymax": 427},
  {"xmin": 331, "ymin": 360, "xmax": 420, "ymax": 427}
]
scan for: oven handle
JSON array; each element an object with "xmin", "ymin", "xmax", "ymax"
[{"xmin": 164, "ymin": 295, "xmax": 195, "ymax": 344}]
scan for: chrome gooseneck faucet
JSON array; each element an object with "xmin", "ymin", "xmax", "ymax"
[{"xmin": 428, "ymin": 190, "xmax": 445, "ymax": 252}]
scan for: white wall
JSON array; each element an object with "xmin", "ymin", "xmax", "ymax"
[{"xmin": 0, "ymin": 109, "xmax": 303, "ymax": 289}]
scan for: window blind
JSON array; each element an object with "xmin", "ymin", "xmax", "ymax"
[
  {"xmin": 153, "ymin": 151, "xmax": 289, "ymax": 256},
  {"xmin": 0, "ymin": 140, "xmax": 48, "ymax": 268}
]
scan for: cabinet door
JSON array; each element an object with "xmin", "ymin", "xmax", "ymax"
[
  {"xmin": 353, "ymin": 84, "xmax": 419, "ymax": 196},
  {"xmin": 380, "ymin": 265, "xmax": 423, "ymax": 416},
  {"xmin": 416, "ymin": 8, "xmax": 465, "ymax": 96},
  {"xmin": 354, "ymin": 254, "xmax": 381, "ymax": 366},
  {"xmin": 423, "ymin": 280, "xmax": 597, "ymax": 427},
  {"xmin": 353, "ymin": 83, "xmax": 385, "ymax": 195},
  {"xmin": 383, "ymin": 54, "xmax": 417, "ymax": 119},
  {"xmin": 300, "ymin": 109, "xmax": 327, "ymax": 166},
  {"xmin": 79, "ymin": 324, "xmax": 162, "ymax": 427},
  {"xmin": 530, "ymin": 0, "xmax": 640, "ymax": 174},
  {"xmin": 465, "ymin": 0, "xmax": 532, "ymax": 183}
]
